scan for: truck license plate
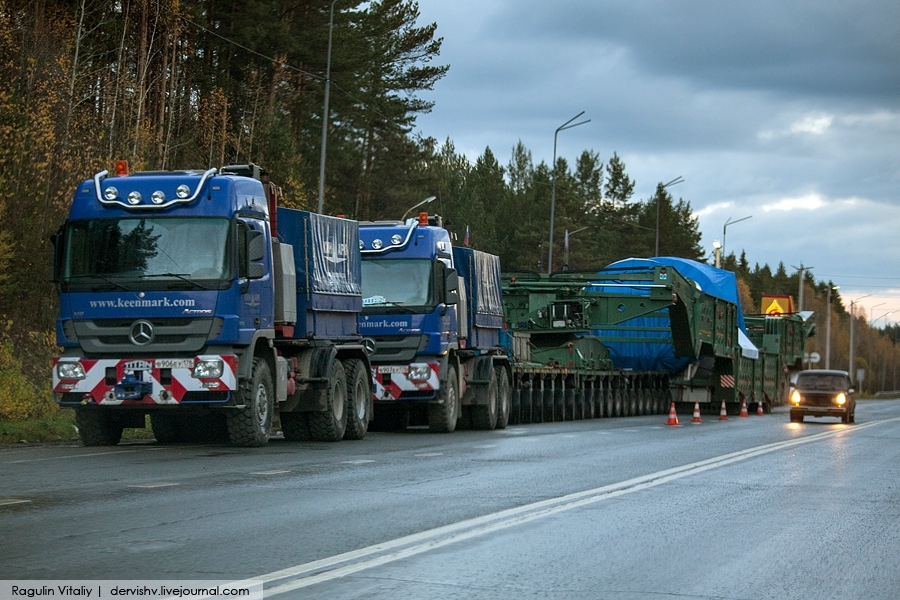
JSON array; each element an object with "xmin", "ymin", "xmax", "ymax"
[{"xmin": 154, "ymin": 359, "xmax": 195, "ymax": 369}]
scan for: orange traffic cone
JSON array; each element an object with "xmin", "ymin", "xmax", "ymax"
[
  {"xmin": 718, "ymin": 398, "xmax": 729, "ymax": 420},
  {"xmin": 691, "ymin": 401, "xmax": 702, "ymax": 424},
  {"xmin": 756, "ymin": 400, "xmax": 765, "ymax": 416},
  {"xmin": 665, "ymin": 402, "xmax": 680, "ymax": 426},
  {"xmin": 739, "ymin": 396, "xmax": 749, "ymax": 418}
]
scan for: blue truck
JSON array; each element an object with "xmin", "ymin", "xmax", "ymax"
[
  {"xmin": 51, "ymin": 163, "xmax": 371, "ymax": 446},
  {"xmin": 358, "ymin": 213, "xmax": 510, "ymax": 432}
]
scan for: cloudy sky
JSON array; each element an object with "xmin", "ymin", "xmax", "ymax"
[{"xmin": 412, "ymin": 0, "xmax": 900, "ymax": 324}]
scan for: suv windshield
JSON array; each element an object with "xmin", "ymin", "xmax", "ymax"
[
  {"xmin": 361, "ymin": 259, "xmax": 433, "ymax": 308},
  {"xmin": 63, "ymin": 218, "xmax": 231, "ymax": 288},
  {"xmin": 796, "ymin": 373, "xmax": 849, "ymax": 391}
]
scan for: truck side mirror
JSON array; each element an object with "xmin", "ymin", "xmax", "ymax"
[
  {"xmin": 444, "ymin": 268, "xmax": 459, "ymax": 305},
  {"xmin": 49, "ymin": 227, "xmax": 64, "ymax": 283},
  {"xmin": 239, "ymin": 223, "xmax": 266, "ymax": 279}
]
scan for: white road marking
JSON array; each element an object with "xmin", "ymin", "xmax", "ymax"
[
  {"xmin": 342, "ymin": 460, "xmax": 376, "ymax": 465},
  {"xmin": 250, "ymin": 470, "xmax": 291, "ymax": 475},
  {"xmin": 7, "ymin": 447, "xmax": 168, "ymax": 464},
  {"xmin": 257, "ymin": 417, "xmax": 898, "ymax": 596},
  {"xmin": 0, "ymin": 499, "xmax": 31, "ymax": 507},
  {"xmin": 413, "ymin": 452, "xmax": 443, "ymax": 457},
  {"xmin": 473, "ymin": 444, "xmax": 497, "ymax": 449},
  {"xmin": 128, "ymin": 482, "xmax": 179, "ymax": 488}
]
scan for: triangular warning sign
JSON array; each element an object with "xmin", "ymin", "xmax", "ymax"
[{"xmin": 765, "ymin": 299, "xmax": 785, "ymax": 315}]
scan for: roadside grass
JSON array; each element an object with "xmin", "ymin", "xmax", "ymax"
[{"xmin": 0, "ymin": 410, "xmax": 156, "ymax": 445}]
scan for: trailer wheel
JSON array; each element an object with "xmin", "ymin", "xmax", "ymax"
[
  {"xmin": 309, "ymin": 359, "xmax": 348, "ymax": 442},
  {"xmin": 343, "ymin": 359, "xmax": 370, "ymax": 440},
  {"xmin": 226, "ymin": 357, "xmax": 274, "ymax": 447},
  {"xmin": 473, "ymin": 368, "xmax": 499, "ymax": 430},
  {"xmin": 75, "ymin": 407, "xmax": 124, "ymax": 446},
  {"xmin": 495, "ymin": 368, "xmax": 510, "ymax": 430},
  {"xmin": 150, "ymin": 413, "xmax": 179, "ymax": 444},
  {"xmin": 428, "ymin": 365, "xmax": 459, "ymax": 432},
  {"xmin": 280, "ymin": 412, "xmax": 311, "ymax": 441}
]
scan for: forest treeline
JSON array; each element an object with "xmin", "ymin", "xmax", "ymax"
[{"xmin": 0, "ymin": 0, "xmax": 896, "ymax": 420}]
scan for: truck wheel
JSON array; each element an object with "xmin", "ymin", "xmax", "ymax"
[
  {"xmin": 343, "ymin": 359, "xmax": 371, "ymax": 440},
  {"xmin": 473, "ymin": 369, "xmax": 499, "ymax": 430},
  {"xmin": 150, "ymin": 413, "xmax": 179, "ymax": 444},
  {"xmin": 428, "ymin": 365, "xmax": 459, "ymax": 432},
  {"xmin": 495, "ymin": 368, "xmax": 510, "ymax": 430},
  {"xmin": 75, "ymin": 407, "xmax": 124, "ymax": 446},
  {"xmin": 280, "ymin": 412, "xmax": 311, "ymax": 441},
  {"xmin": 309, "ymin": 359, "xmax": 348, "ymax": 442},
  {"xmin": 226, "ymin": 357, "xmax": 274, "ymax": 447}
]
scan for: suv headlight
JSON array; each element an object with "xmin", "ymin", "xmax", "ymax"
[
  {"xmin": 790, "ymin": 389, "xmax": 801, "ymax": 404},
  {"xmin": 193, "ymin": 359, "xmax": 224, "ymax": 379},
  {"xmin": 835, "ymin": 392, "xmax": 847, "ymax": 405},
  {"xmin": 56, "ymin": 362, "xmax": 86, "ymax": 380}
]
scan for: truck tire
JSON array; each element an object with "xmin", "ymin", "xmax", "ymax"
[
  {"xmin": 280, "ymin": 412, "xmax": 311, "ymax": 441},
  {"xmin": 75, "ymin": 407, "xmax": 124, "ymax": 446},
  {"xmin": 472, "ymin": 369, "xmax": 499, "ymax": 430},
  {"xmin": 343, "ymin": 359, "xmax": 370, "ymax": 440},
  {"xmin": 150, "ymin": 413, "xmax": 180, "ymax": 444},
  {"xmin": 495, "ymin": 368, "xmax": 510, "ymax": 430},
  {"xmin": 309, "ymin": 359, "xmax": 348, "ymax": 442},
  {"xmin": 428, "ymin": 365, "xmax": 459, "ymax": 432},
  {"xmin": 226, "ymin": 357, "xmax": 274, "ymax": 447}
]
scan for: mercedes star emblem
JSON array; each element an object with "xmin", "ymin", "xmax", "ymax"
[{"xmin": 129, "ymin": 320, "xmax": 154, "ymax": 345}]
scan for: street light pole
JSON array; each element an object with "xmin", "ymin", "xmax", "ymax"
[
  {"xmin": 400, "ymin": 196, "xmax": 437, "ymax": 221},
  {"xmin": 826, "ymin": 285, "xmax": 839, "ymax": 369},
  {"xmin": 317, "ymin": 0, "xmax": 339, "ymax": 215},
  {"xmin": 791, "ymin": 262, "xmax": 814, "ymax": 312},
  {"xmin": 721, "ymin": 215, "xmax": 752, "ymax": 263},
  {"xmin": 563, "ymin": 226, "xmax": 589, "ymax": 270},
  {"xmin": 548, "ymin": 111, "xmax": 590, "ymax": 274},
  {"xmin": 849, "ymin": 294, "xmax": 870, "ymax": 387},
  {"xmin": 655, "ymin": 176, "xmax": 684, "ymax": 257}
]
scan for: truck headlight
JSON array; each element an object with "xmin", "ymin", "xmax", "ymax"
[
  {"xmin": 835, "ymin": 392, "xmax": 847, "ymax": 405},
  {"xmin": 57, "ymin": 362, "xmax": 86, "ymax": 380},
  {"xmin": 408, "ymin": 364, "xmax": 431, "ymax": 381},
  {"xmin": 193, "ymin": 359, "xmax": 223, "ymax": 379},
  {"xmin": 790, "ymin": 390, "xmax": 801, "ymax": 404}
]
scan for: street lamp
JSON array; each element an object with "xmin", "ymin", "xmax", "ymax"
[
  {"xmin": 848, "ymin": 294, "xmax": 871, "ymax": 386},
  {"xmin": 563, "ymin": 226, "xmax": 589, "ymax": 270},
  {"xmin": 869, "ymin": 310, "xmax": 893, "ymax": 394},
  {"xmin": 791, "ymin": 263, "xmax": 814, "ymax": 312},
  {"xmin": 654, "ymin": 177, "xmax": 684, "ymax": 257},
  {"xmin": 317, "ymin": 0, "xmax": 339, "ymax": 215},
  {"xmin": 721, "ymin": 215, "xmax": 752, "ymax": 262},
  {"xmin": 825, "ymin": 285, "xmax": 839, "ymax": 369},
  {"xmin": 548, "ymin": 111, "xmax": 590, "ymax": 274},
  {"xmin": 400, "ymin": 196, "xmax": 437, "ymax": 221}
]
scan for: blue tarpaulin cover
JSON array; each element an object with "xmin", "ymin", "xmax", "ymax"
[{"xmin": 589, "ymin": 257, "xmax": 747, "ymax": 372}]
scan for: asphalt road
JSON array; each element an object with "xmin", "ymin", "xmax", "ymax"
[{"xmin": 3, "ymin": 400, "xmax": 900, "ymax": 599}]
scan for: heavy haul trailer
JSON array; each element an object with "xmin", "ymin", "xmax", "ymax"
[
  {"xmin": 500, "ymin": 267, "xmax": 694, "ymax": 422},
  {"xmin": 738, "ymin": 311, "xmax": 815, "ymax": 411},
  {"xmin": 51, "ymin": 163, "xmax": 371, "ymax": 447},
  {"xmin": 588, "ymin": 258, "xmax": 763, "ymax": 415}
]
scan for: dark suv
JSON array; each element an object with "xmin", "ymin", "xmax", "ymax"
[{"xmin": 789, "ymin": 369, "xmax": 856, "ymax": 424}]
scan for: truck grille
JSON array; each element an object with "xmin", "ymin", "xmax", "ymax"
[
  {"xmin": 72, "ymin": 318, "xmax": 220, "ymax": 354},
  {"xmin": 370, "ymin": 335, "xmax": 428, "ymax": 363}
]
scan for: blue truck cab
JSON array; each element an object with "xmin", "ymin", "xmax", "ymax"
[
  {"xmin": 51, "ymin": 163, "xmax": 371, "ymax": 446},
  {"xmin": 359, "ymin": 213, "xmax": 509, "ymax": 432}
]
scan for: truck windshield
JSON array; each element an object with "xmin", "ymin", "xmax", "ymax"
[
  {"xmin": 63, "ymin": 218, "xmax": 231, "ymax": 284},
  {"xmin": 362, "ymin": 259, "xmax": 432, "ymax": 308}
]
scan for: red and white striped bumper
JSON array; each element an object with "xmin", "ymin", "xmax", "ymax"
[
  {"xmin": 52, "ymin": 355, "xmax": 238, "ymax": 405},
  {"xmin": 371, "ymin": 362, "xmax": 440, "ymax": 401}
]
